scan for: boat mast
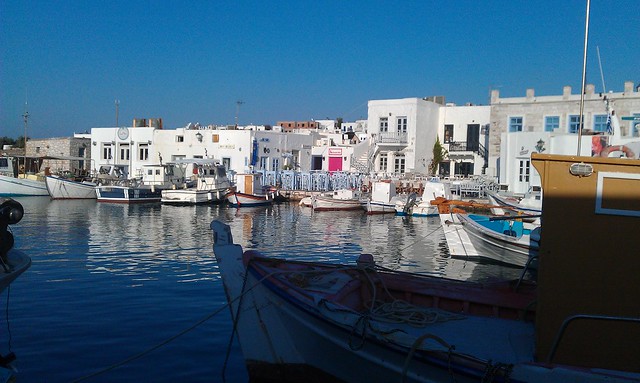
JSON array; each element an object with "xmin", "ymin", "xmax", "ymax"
[
  {"xmin": 577, "ymin": 0, "xmax": 591, "ymax": 155},
  {"xmin": 22, "ymin": 102, "xmax": 29, "ymax": 178},
  {"xmin": 596, "ymin": 46, "xmax": 606, "ymax": 93}
]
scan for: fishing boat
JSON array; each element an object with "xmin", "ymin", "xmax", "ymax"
[
  {"xmin": 311, "ymin": 189, "xmax": 364, "ymax": 212},
  {"xmin": 45, "ymin": 175, "xmax": 97, "ymax": 199},
  {"xmin": 0, "ymin": 157, "xmax": 48, "ymax": 197},
  {"xmin": 455, "ymin": 213, "xmax": 539, "ymax": 267},
  {"xmin": 226, "ymin": 173, "xmax": 275, "ymax": 207},
  {"xmin": 211, "ymin": 153, "xmax": 640, "ymax": 383},
  {"xmin": 161, "ymin": 159, "xmax": 231, "ymax": 205},
  {"xmin": 362, "ymin": 180, "xmax": 402, "ymax": 214},
  {"xmin": 485, "ymin": 189, "xmax": 542, "ymax": 216},
  {"xmin": 96, "ymin": 163, "xmax": 186, "ymax": 203}
]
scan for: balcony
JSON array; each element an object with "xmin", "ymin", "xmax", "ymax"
[{"xmin": 376, "ymin": 132, "xmax": 408, "ymax": 144}]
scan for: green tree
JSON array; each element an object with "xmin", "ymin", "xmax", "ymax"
[
  {"xmin": 0, "ymin": 136, "xmax": 17, "ymax": 148},
  {"xmin": 429, "ymin": 136, "xmax": 448, "ymax": 175}
]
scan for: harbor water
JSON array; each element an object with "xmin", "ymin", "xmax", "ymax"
[{"xmin": 5, "ymin": 197, "xmax": 526, "ymax": 382}]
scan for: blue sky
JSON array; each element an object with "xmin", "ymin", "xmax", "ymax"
[{"xmin": 2, "ymin": 1, "xmax": 639, "ymax": 139}]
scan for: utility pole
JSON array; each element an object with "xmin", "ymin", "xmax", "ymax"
[
  {"xmin": 115, "ymin": 99, "xmax": 120, "ymax": 127},
  {"xmin": 235, "ymin": 100, "xmax": 244, "ymax": 128}
]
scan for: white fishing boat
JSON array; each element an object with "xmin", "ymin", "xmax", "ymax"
[
  {"xmin": 211, "ymin": 152, "xmax": 640, "ymax": 383},
  {"xmin": 362, "ymin": 180, "xmax": 402, "ymax": 214},
  {"xmin": 45, "ymin": 175, "xmax": 97, "ymax": 199},
  {"xmin": 0, "ymin": 157, "xmax": 48, "ymax": 197},
  {"xmin": 226, "ymin": 173, "xmax": 275, "ymax": 207},
  {"xmin": 161, "ymin": 159, "xmax": 231, "ymax": 205},
  {"xmin": 311, "ymin": 189, "xmax": 364, "ymax": 212},
  {"xmin": 485, "ymin": 189, "xmax": 542, "ymax": 216}
]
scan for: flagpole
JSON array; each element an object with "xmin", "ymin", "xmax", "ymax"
[{"xmin": 577, "ymin": 0, "xmax": 590, "ymax": 156}]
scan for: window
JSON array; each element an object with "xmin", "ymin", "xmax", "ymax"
[
  {"xmin": 593, "ymin": 114, "xmax": 607, "ymax": 132},
  {"xmin": 509, "ymin": 117, "xmax": 523, "ymax": 132},
  {"xmin": 271, "ymin": 158, "xmax": 279, "ymax": 171},
  {"xmin": 103, "ymin": 144, "xmax": 112, "ymax": 160},
  {"xmin": 379, "ymin": 117, "xmax": 388, "ymax": 132},
  {"xmin": 444, "ymin": 125, "xmax": 453, "ymax": 143},
  {"xmin": 518, "ymin": 159, "xmax": 530, "ymax": 182},
  {"xmin": 379, "ymin": 153, "xmax": 388, "ymax": 171},
  {"xmin": 569, "ymin": 115, "xmax": 582, "ymax": 133},
  {"xmin": 36, "ymin": 146, "xmax": 41, "ymax": 153},
  {"xmin": 212, "ymin": 134, "xmax": 219, "ymax": 143},
  {"xmin": 138, "ymin": 144, "xmax": 149, "ymax": 161},
  {"xmin": 119, "ymin": 145, "xmax": 130, "ymax": 161},
  {"xmin": 634, "ymin": 113, "xmax": 640, "ymax": 137},
  {"xmin": 394, "ymin": 155, "xmax": 405, "ymax": 174},
  {"xmin": 176, "ymin": 136, "xmax": 184, "ymax": 142},
  {"xmin": 545, "ymin": 116, "xmax": 559, "ymax": 132},
  {"xmin": 397, "ymin": 117, "xmax": 407, "ymax": 133},
  {"xmin": 259, "ymin": 157, "xmax": 268, "ymax": 170}
]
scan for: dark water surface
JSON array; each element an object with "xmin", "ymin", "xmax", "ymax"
[{"xmin": 4, "ymin": 198, "xmax": 524, "ymax": 382}]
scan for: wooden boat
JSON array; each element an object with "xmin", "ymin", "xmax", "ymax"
[
  {"xmin": 161, "ymin": 160, "xmax": 231, "ymax": 205},
  {"xmin": 226, "ymin": 173, "xmax": 275, "ymax": 207},
  {"xmin": 485, "ymin": 189, "xmax": 542, "ymax": 216},
  {"xmin": 96, "ymin": 163, "xmax": 186, "ymax": 203},
  {"xmin": 0, "ymin": 157, "xmax": 48, "ymax": 197},
  {"xmin": 211, "ymin": 153, "xmax": 640, "ymax": 383},
  {"xmin": 363, "ymin": 180, "xmax": 402, "ymax": 215},
  {"xmin": 311, "ymin": 189, "xmax": 363, "ymax": 211},
  {"xmin": 454, "ymin": 213, "xmax": 539, "ymax": 267},
  {"xmin": 45, "ymin": 175, "xmax": 97, "ymax": 199}
]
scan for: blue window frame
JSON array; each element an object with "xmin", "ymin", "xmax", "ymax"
[
  {"xmin": 569, "ymin": 115, "xmax": 582, "ymax": 133},
  {"xmin": 593, "ymin": 114, "xmax": 607, "ymax": 132},
  {"xmin": 509, "ymin": 117, "xmax": 523, "ymax": 132},
  {"xmin": 545, "ymin": 116, "xmax": 559, "ymax": 132}
]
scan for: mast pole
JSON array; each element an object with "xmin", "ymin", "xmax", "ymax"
[
  {"xmin": 577, "ymin": 0, "xmax": 590, "ymax": 155},
  {"xmin": 22, "ymin": 104, "xmax": 29, "ymax": 178}
]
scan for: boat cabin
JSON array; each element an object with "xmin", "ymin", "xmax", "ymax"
[
  {"xmin": 234, "ymin": 173, "xmax": 266, "ymax": 195},
  {"xmin": 140, "ymin": 164, "xmax": 186, "ymax": 186}
]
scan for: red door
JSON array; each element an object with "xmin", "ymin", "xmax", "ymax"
[{"xmin": 328, "ymin": 157, "xmax": 342, "ymax": 172}]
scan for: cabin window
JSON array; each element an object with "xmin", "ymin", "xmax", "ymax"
[
  {"xmin": 444, "ymin": 125, "xmax": 453, "ymax": 143},
  {"xmin": 545, "ymin": 116, "xmax": 559, "ymax": 132},
  {"xmin": 519, "ymin": 159, "xmax": 530, "ymax": 182},
  {"xmin": 379, "ymin": 117, "xmax": 388, "ymax": 132},
  {"xmin": 379, "ymin": 153, "xmax": 388, "ymax": 171},
  {"xmin": 176, "ymin": 136, "xmax": 184, "ymax": 143},
  {"xmin": 397, "ymin": 117, "xmax": 407, "ymax": 133},
  {"xmin": 509, "ymin": 117, "xmax": 523, "ymax": 132},
  {"xmin": 568, "ymin": 115, "xmax": 582, "ymax": 133},
  {"xmin": 593, "ymin": 114, "xmax": 608, "ymax": 132}
]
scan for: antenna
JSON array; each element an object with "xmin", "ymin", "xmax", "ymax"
[
  {"xmin": 596, "ymin": 46, "xmax": 606, "ymax": 93},
  {"xmin": 235, "ymin": 100, "xmax": 244, "ymax": 127},
  {"xmin": 115, "ymin": 99, "xmax": 120, "ymax": 127}
]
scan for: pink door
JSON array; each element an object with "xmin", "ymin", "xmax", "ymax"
[{"xmin": 328, "ymin": 157, "xmax": 342, "ymax": 172}]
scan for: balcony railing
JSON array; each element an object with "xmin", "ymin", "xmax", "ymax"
[
  {"xmin": 377, "ymin": 132, "xmax": 408, "ymax": 144},
  {"xmin": 448, "ymin": 141, "xmax": 486, "ymax": 157}
]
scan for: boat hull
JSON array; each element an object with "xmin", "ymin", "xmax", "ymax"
[
  {"xmin": 161, "ymin": 188, "xmax": 228, "ymax": 205},
  {"xmin": 45, "ymin": 176, "xmax": 97, "ymax": 199},
  {"xmin": 226, "ymin": 191, "xmax": 273, "ymax": 207},
  {"xmin": 0, "ymin": 174, "xmax": 49, "ymax": 197},
  {"xmin": 456, "ymin": 213, "xmax": 538, "ymax": 267},
  {"xmin": 312, "ymin": 196, "xmax": 363, "ymax": 211},
  {"xmin": 95, "ymin": 185, "xmax": 162, "ymax": 203}
]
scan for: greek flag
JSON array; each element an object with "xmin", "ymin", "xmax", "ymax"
[{"xmin": 606, "ymin": 114, "xmax": 613, "ymax": 135}]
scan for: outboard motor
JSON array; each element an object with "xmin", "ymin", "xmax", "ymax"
[
  {"xmin": 403, "ymin": 192, "xmax": 417, "ymax": 215},
  {"xmin": 0, "ymin": 198, "xmax": 24, "ymax": 270}
]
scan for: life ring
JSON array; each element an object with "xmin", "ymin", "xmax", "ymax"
[{"xmin": 599, "ymin": 145, "xmax": 635, "ymax": 158}]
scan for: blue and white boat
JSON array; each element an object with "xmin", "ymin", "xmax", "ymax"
[{"xmin": 96, "ymin": 163, "xmax": 186, "ymax": 203}]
